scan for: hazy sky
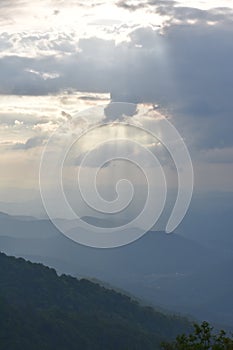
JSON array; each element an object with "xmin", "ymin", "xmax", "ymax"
[{"xmin": 0, "ymin": 0, "xmax": 233, "ymax": 213}]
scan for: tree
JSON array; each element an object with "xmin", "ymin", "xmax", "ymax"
[{"xmin": 161, "ymin": 321, "xmax": 233, "ymax": 350}]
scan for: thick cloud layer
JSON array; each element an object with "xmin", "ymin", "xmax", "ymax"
[{"xmin": 0, "ymin": 19, "xmax": 232, "ymax": 154}]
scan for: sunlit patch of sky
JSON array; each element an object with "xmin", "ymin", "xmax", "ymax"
[
  {"xmin": 0, "ymin": 93, "xmax": 110, "ymax": 144},
  {"xmin": 0, "ymin": 0, "xmax": 232, "ymax": 60}
]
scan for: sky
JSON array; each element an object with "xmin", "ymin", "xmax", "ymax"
[{"xmin": 0, "ymin": 0, "xmax": 233, "ymax": 222}]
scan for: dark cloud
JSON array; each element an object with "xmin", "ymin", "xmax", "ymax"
[
  {"xmin": 12, "ymin": 136, "xmax": 47, "ymax": 150},
  {"xmin": 116, "ymin": 0, "xmax": 149, "ymax": 11},
  {"xmin": 116, "ymin": 0, "xmax": 176, "ymax": 11},
  {"xmin": 61, "ymin": 111, "xmax": 72, "ymax": 120},
  {"xmin": 78, "ymin": 95, "xmax": 108, "ymax": 101},
  {"xmin": 0, "ymin": 55, "xmax": 61, "ymax": 95},
  {"xmin": 104, "ymin": 103, "xmax": 138, "ymax": 121},
  {"xmin": 0, "ymin": 10, "xmax": 232, "ymax": 153},
  {"xmin": 116, "ymin": 1, "xmax": 233, "ymax": 26},
  {"xmin": 157, "ymin": 6, "xmax": 233, "ymax": 26}
]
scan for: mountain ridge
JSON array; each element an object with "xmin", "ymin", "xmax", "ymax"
[{"xmin": 0, "ymin": 251, "xmax": 191, "ymax": 350}]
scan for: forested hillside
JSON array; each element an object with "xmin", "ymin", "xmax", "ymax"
[{"xmin": 0, "ymin": 252, "xmax": 191, "ymax": 350}]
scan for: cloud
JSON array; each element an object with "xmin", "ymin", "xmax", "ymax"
[
  {"xmin": 0, "ymin": 0, "xmax": 27, "ymax": 23},
  {"xmin": 11, "ymin": 135, "xmax": 47, "ymax": 150},
  {"xmin": 0, "ymin": 23, "xmax": 231, "ymax": 154},
  {"xmin": 0, "ymin": 0, "xmax": 102, "ymax": 19},
  {"xmin": 116, "ymin": 1, "xmax": 233, "ymax": 28},
  {"xmin": 116, "ymin": 0, "xmax": 151, "ymax": 11},
  {"xmin": 0, "ymin": 31, "xmax": 79, "ymax": 59},
  {"xmin": 0, "ymin": 55, "xmax": 61, "ymax": 95},
  {"xmin": 78, "ymin": 93, "xmax": 110, "ymax": 101},
  {"xmin": 0, "ymin": 4, "xmax": 232, "ymax": 154},
  {"xmin": 50, "ymin": 0, "xmax": 104, "ymax": 7},
  {"xmin": 156, "ymin": 6, "xmax": 233, "ymax": 26},
  {"xmin": 104, "ymin": 102, "xmax": 138, "ymax": 121},
  {"xmin": 116, "ymin": 0, "xmax": 177, "ymax": 12}
]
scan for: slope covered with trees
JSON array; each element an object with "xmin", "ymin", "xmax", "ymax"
[{"xmin": 0, "ymin": 252, "xmax": 191, "ymax": 350}]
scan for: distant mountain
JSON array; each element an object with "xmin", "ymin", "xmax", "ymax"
[
  {"xmin": 0, "ymin": 252, "xmax": 191, "ymax": 350},
  {"xmin": 176, "ymin": 193, "xmax": 233, "ymax": 259},
  {"xmin": 81, "ymin": 215, "xmax": 123, "ymax": 228},
  {"xmin": 0, "ymin": 212, "xmax": 232, "ymax": 327},
  {"xmin": 153, "ymin": 258, "xmax": 233, "ymax": 326},
  {"xmin": 0, "ymin": 212, "xmax": 59, "ymax": 238},
  {"xmin": 0, "ymin": 211, "xmax": 10, "ymax": 219}
]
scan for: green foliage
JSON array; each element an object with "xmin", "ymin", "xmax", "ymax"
[
  {"xmin": 0, "ymin": 252, "xmax": 191, "ymax": 350},
  {"xmin": 161, "ymin": 321, "xmax": 233, "ymax": 350}
]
